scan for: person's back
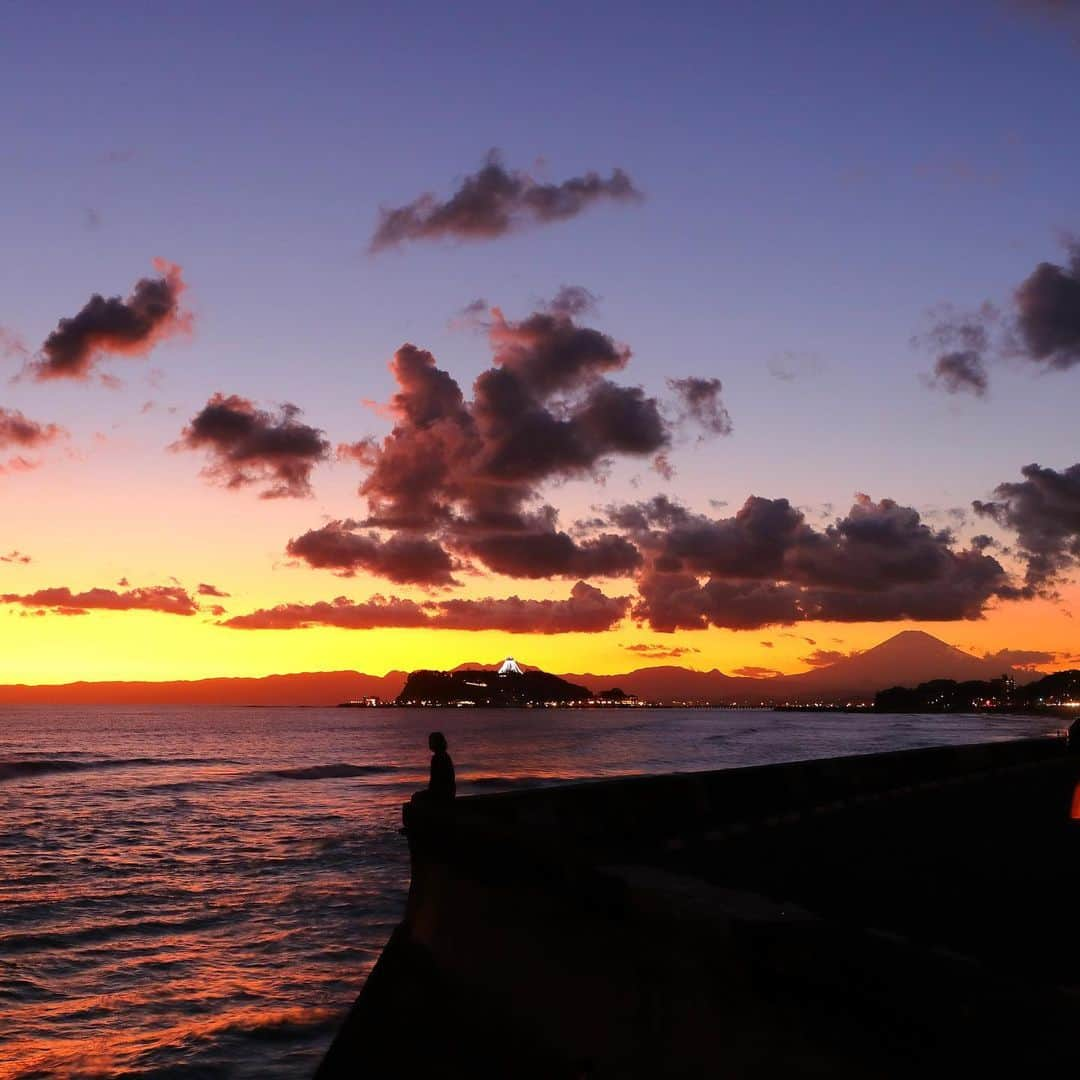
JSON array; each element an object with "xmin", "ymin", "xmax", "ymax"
[{"xmin": 427, "ymin": 731, "xmax": 456, "ymax": 800}]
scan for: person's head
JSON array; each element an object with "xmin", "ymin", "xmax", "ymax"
[{"xmin": 428, "ymin": 731, "xmax": 448, "ymax": 753}]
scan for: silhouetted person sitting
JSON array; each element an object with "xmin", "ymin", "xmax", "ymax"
[{"xmin": 426, "ymin": 731, "xmax": 456, "ymax": 801}]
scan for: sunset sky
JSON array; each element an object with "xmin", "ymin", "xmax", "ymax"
[{"xmin": 3, "ymin": 1, "xmax": 1080, "ymax": 683}]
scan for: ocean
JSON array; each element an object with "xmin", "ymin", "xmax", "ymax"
[{"xmin": 0, "ymin": 705, "xmax": 1066, "ymax": 1079}]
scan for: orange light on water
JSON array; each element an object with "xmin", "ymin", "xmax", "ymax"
[{"xmin": 1071, "ymin": 781, "xmax": 1080, "ymax": 821}]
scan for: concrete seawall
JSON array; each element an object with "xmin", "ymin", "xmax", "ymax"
[{"xmin": 317, "ymin": 737, "xmax": 1079, "ymax": 1078}]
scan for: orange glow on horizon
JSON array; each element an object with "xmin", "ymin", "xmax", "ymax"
[{"xmin": 0, "ymin": 582, "xmax": 1078, "ymax": 685}]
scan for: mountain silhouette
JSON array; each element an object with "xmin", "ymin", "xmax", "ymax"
[
  {"xmin": 0, "ymin": 670, "xmax": 408, "ymax": 706},
  {"xmin": 0, "ymin": 631, "xmax": 1035, "ymax": 705},
  {"xmin": 556, "ymin": 631, "xmax": 1029, "ymax": 703}
]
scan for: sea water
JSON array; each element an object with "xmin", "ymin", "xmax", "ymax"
[{"xmin": 0, "ymin": 706, "xmax": 1065, "ymax": 1078}]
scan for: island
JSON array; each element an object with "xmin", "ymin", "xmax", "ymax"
[{"xmin": 396, "ymin": 656, "xmax": 594, "ymax": 707}]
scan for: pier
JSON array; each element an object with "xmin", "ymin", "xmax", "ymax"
[{"xmin": 317, "ymin": 737, "xmax": 1080, "ymax": 1078}]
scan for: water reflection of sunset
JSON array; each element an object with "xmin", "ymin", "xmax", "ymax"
[
  {"xmin": 2, "ymin": 706, "xmax": 1065, "ymax": 1076},
  {"xmin": 6, "ymin": 3, "xmax": 1080, "ymax": 1077}
]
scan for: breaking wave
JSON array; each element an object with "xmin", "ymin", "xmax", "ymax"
[
  {"xmin": 0, "ymin": 756, "xmax": 227, "ymax": 783},
  {"xmin": 266, "ymin": 763, "xmax": 399, "ymax": 781}
]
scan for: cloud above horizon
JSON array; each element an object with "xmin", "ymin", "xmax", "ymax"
[
  {"xmin": 0, "ymin": 407, "xmax": 67, "ymax": 474},
  {"xmin": 293, "ymin": 292, "xmax": 726, "ymax": 585},
  {"xmin": 176, "ymin": 394, "xmax": 331, "ymax": 499},
  {"xmin": 929, "ymin": 350, "xmax": 989, "ymax": 397},
  {"xmin": 0, "ymin": 408, "xmax": 65, "ymax": 450},
  {"xmin": 610, "ymin": 492, "xmax": 1013, "ymax": 631},
  {"xmin": 974, "ymin": 461, "xmax": 1080, "ymax": 589},
  {"xmin": 370, "ymin": 151, "xmax": 641, "ymax": 251},
  {"xmin": 267, "ymin": 283, "xmax": 1059, "ymax": 637},
  {"xmin": 621, "ymin": 642, "xmax": 700, "ymax": 659},
  {"xmin": 920, "ymin": 239, "xmax": 1080, "ymax": 395},
  {"xmin": 286, "ymin": 521, "xmax": 459, "ymax": 586},
  {"xmin": 667, "ymin": 376, "xmax": 733, "ymax": 437},
  {"xmin": 222, "ymin": 580, "xmax": 628, "ymax": 634},
  {"xmin": 800, "ymin": 647, "xmax": 861, "ymax": 668},
  {"xmin": 28, "ymin": 260, "xmax": 191, "ymax": 382},
  {"xmin": 983, "ymin": 646, "xmax": 1061, "ymax": 669},
  {"xmin": 1, "ymin": 584, "xmax": 200, "ymax": 617}
]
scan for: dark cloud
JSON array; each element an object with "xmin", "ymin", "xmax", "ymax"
[
  {"xmin": 917, "ymin": 303, "xmax": 997, "ymax": 396},
  {"xmin": 619, "ymin": 494, "xmax": 1012, "ymax": 631},
  {"xmin": 286, "ymin": 520, "xmax": 458, "ymax": 586},
  {"xmin": 342, "ymin": 296, "xmax": 695, "ymax": 581},
  {"xmin": 1013, "ymin": 242, "xmax": 1080, "ymax": 368},
  {"xmin": 30, "ymin": 260, "xmax": 190, "ymax": 381},
  {"xmin": 176, "ymin": 394, "xmax": 331, "ymax": 499},
  {"xmin": 197, "ymin": 583, "xmax": 230, "ymax": 598},
  {"xmin": 920, "ymin": 239, "xmax": 1080, "ymax": 393},
  {"xmin": 434, "ymin": 581, "xmax": 629, "ymax": 633},
  {"xmin": 634, "ymin": 572, "xmax": 805, "ymax": 631},
  {"xmin": 486, "ymin": 299, "xmax": 630, "ymax": 395},
  {"xmin": 667, "ymin": 377, "xmax": 733, "ymax": 437},
  {"xmin": 784, "ymin": 494, "xmax": 983, "ymax": 592},
  {"xmin": 222, "ymin": 580, "xmax": 627, "ymax": 634},
  {"xmin": 370, "ymin": 151, "xmax": 641, "ymax": 251},
  {"xmin": 760, "ymin": 639, "xmax": 774, "ymax": 648},
  {"xmin": 1, "ymin": 584, "xmax": 199, "ymax": 616},
  {"xmin": 0, "ymin": 551, "xmax": 31, "ymax": 564},
  {"xmin": 983, "ymin": 647, "xmax": 1059, "ymax": 669},
  {"xmin": 221, "ymin": 595, "xmax": 431, "ymax": 630},
  {"xmin": 973, "ymin": 461, "xmax": 1080, "ymax": 588},
  {"xmin": 930, "ymin": 351, "xmax": 988, "ymax": 396},
  {"xmin": 622, "ymin": 642, "xmax": 700, "ymax": 659},
  {"xmin": 732, "ymin": 666, "xmax": 783, "ymax": 679},
  {"xmin": 545, "ymin": 285, "xmax": 597, "ymax": 317},
  {"xmin": 458, "ymin": 521, "xmax": 642, "ymax": 579},
  {"xmin": 614, "ymin": 494, "xmax": 806, "ymax": 580},
  {"xmin": 0, "ymin": 409, "xmax": 65, "ymax": 450}
]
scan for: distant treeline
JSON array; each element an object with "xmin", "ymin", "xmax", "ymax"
[{"xmin": 875, "ymin": 670, "xmax": 1080, "ymax": 713}]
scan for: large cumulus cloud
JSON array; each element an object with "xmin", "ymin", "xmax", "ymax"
[
  {"xmin": 974, "ymin": 461, "xmax": 1080, "ymax": 589},
  {"xmin": 370, "ymin": 151, "xmax": 641, "ymax": 251},
  {"xmin": 29, "ymin": 260, "xmax": 191, "ymax": 381},
  {"xmin": 295, "ymin": 294, "xmax": 721, "ymax": 584},
  {"xmin": 613, "ymin": 493, "xmax": 1012, "ymax": 630},
  {"xmin": 176, "ymin": 394, "xmax": 331, "ymax": 499}
]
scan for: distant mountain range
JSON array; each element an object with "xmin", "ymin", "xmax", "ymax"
[
  {"xmin": 0, "ymin": 631, "xmax": 1040, "ymax": 706},
  {"xmin": 562, "ymin": 631, "xmax": 1028, "ymax": 704}
]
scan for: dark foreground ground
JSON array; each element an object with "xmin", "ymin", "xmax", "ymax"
[{"xmin": 318, "ymin": 738, "xmax": 1080, "ymax": 1078}]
